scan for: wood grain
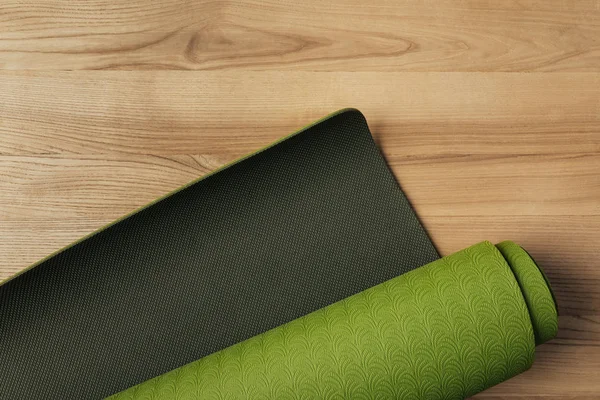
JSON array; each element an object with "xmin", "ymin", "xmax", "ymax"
[
  {"xmin": 1, "ymin": 0, "xmax": 599, "ymax": 71},
  {"xmin": 1, "ymin": 0, "xmax": 599, "ymax": 398},
  {"xmin": 1, "ymin": 72, "xmax": 599, "ymax": 156}
]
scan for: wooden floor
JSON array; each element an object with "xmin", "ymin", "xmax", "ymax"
[{"xmin": 1, "ymin": 1, "xmax": 599, "ymax": 398}]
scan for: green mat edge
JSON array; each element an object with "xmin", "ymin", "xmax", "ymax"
[
  {"xmin": 496, "ymin": 241, "xmax": 559, "ymax": 345},
  {"xmin": 0, "ymin": 108, "xmax": 358, "ymax": 286}
]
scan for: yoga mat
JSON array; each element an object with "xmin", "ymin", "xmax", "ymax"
[
  {"xmin": 0, "ymin": 109, "xmax": 439, "ymax": 399},
  {"xmin": 110, "ymin": 241, "xmax": 559, "ymax": 400}
]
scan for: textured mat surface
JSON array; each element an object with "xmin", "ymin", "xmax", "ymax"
[
  {"xmin": 0, "ymin": 109, "xmax": 439, "ymax": 399},
  {"xmin": 110, "ymin": 241, "xmax": 558, "ymax": 400}
]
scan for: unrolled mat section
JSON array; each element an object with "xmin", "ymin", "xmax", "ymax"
[
  {"xmin": 110, "ymin": 241, "xmax": 559, "ymax": 400},
  {"xmin": 0, "ymin": 109, "xmax": 439, "ymax": 399}
]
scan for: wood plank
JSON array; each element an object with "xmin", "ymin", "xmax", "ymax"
[
  {"xmin": 1, "ymin": 72, "xmax": 598, "ymax": 156},
  {"xmin": 1, "ymin": 152, "xmax": 598, "ymax": 219},
  {"xmin": 394, "ymin": 152, "xmax": 600, "ymax": 217},
  {"xmin": 0, "ymin": 0, "xmax": 598, "ymax": 71}
]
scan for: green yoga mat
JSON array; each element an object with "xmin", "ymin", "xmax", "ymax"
[
  {"xmin": 0, "ymin": 109, "xmax": 440, "ymax": 399},
  {"xmin": 110, "ymin": 241, "xmax": 558, "ymax": 400}
]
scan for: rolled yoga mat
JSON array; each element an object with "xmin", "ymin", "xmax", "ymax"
[
  {"xmin": 110, "ymin": 240, "xmax": 559, "ymax": 400},
  {"xmin": 0, "ymin": 109, "xmax": 439, "ymax": 399}
]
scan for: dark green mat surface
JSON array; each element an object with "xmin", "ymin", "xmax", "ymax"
[{"xmin": 0, "ymin": 109, "xmax": 439, "ymax": 399}]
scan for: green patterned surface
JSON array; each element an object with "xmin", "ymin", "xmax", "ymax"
[{"xmin": 110, "ymin": 241, "xmax": 558, "ymax": 400}]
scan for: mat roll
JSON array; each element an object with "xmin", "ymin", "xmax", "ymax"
[
  {"xmin": 0, "ymin": 109, "xmax": 439, "ymax": 399},
  {"xmin": 110, "ymin": 241, "xmax": 559, "ymax": 400}
]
